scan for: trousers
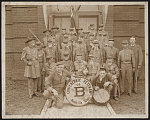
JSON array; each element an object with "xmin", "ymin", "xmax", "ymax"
[
  {"xmin": 28, "ymin": 78, "xmax": 38, "ymax": 96},
  {"xmin": 44, "ymin": 91, "xmax": 64, "ymax": 109},
  {"xmin": 120, "ymin": 63, "xmax": 133, "ymax": 94}
]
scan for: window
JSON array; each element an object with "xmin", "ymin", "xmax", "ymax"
[
  {"xmin": 78, "ymin": 15, "xmax": 98, "ymax": 31},
  {"xmin": 53, "ymin": 16, "xmax": 71, "ymax": 32}
]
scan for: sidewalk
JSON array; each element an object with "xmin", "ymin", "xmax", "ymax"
[{"xmin": 41, "ymin": 97, "xmax": 116, "ymax": 118}]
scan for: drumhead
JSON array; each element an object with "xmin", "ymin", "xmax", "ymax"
[
  {"xmin": 65, "ymin": 77, "xmax": 93, "ymax": 106},
  {"xmin": 93, "ymin": 88, "xmax": 110, "ymax": 105}
]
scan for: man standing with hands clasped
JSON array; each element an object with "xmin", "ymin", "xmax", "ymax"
[
  {"xmin": 129, "ymin": 36, "xmax": 143, "ymax": 94},
  {"xmin": 118, "ymin": 40, "xmax": 135, "ymax": 96}
]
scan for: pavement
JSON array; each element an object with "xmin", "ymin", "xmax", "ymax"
[{"xmin": 41, "ymin": 97, "xmax": 116, "ymax": 118}]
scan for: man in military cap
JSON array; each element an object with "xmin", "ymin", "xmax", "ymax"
[
  {"xmin": 73, "ymin": 34, "xmax": 88, "ymax": 61},
  {"xmin": 89, "ymin": 39, "xmax": 104, "ymax": 66},
  {"xmin": 87, "ymin": 54, "xmax": 100, "ymax": 84},
  {"xmin": 87, "ymin": 32, "xmax": 95, "ymax": 55},
  {"xmin": 61, "ymin": 28, "xmax": 67, "ymax": 35},
  {"xmin": 36, "ymin": 41, "xmax": 46, "ymax": 92},
  {"xmin": 59, "ymin": 51, "xmax": 74, "ymax": 73},
  {"xmin": 51, "ymin": 25, "xmax": 61, "ymax": 61},
  {"xmin": 104, "ymin": 58, "xmax": 120, "ymax": 101},
  {"xmin": 118, "ymin": 40, "xmax": 135, "ymax": 96},
  {"xmin": 44, "ymin": 38, "xmax": 58, "ymax": 63},
  {"xmin": 97, "ymin": 30, "xmax": 109, "ymax": 48},
  {"xmin": 104, "ymin": 39, "xmax": 119, "ymax": 64},
  {"xmin": 74, "ymin": 54, "xmax": 88, "ymax": 77},
  {"xmin": 42, "ymin": 29, "xmax": 52, "ymax": 48},
  {"xmin": 68, "ymin": 28, "xmax": 77, "ymax": 44},
  {"xmin": 129, "ymin": 36, "xmax": 143, "ymax": 93},
  {"xmin": 44, "ymin": 56, "xmax": 56, "ymax": 77},
  {"xmin": 43, "ymin": 62, "xmax": 72, "ymax": 109},
  {"xmin": 76, "ymin": 27, "xmax": 83, "ymax": 37},
  {"xmin": 59, "ymin": 34, "xmax": 72, "ymax": 61},
  {"xmin": 21, "ymin": 37, "xmax": 40, "ymax": 98},
  {"xmin": 98, "ymin": 24, "xmax": 104, "ymax": 32},
  {"xmin": 93, "ymin": 67, "xmax": 114, "ymax": 95}
]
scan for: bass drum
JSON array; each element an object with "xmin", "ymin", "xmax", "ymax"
[{"xmin": 93, "ymin": 88, "xmax": 110, "ymax": 106}]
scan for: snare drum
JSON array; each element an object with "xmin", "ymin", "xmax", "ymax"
[{"xmin": 93, "ymin": 88, "xmax": 110, "ymax": 105}]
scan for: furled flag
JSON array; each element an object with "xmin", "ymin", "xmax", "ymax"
[{"xmin": 70, "ymin": 5, "xmax": 76, "ymax": 29}]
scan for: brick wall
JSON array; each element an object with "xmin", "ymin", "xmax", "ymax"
[
  {"xmin": 5, "ymin": 5, "xmax": 46, "ymax": 80},
  {"xmin": 5, "ymin": 5, "xmax": 145, "ymax": 80}
]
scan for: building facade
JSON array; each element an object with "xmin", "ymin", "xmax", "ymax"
[{"xmin": 5, "ymin": 5, "xmax": 145, "ymax": 80}]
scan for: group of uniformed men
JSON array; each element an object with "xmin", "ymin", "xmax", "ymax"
[{"xmin": 21, "ymin": 23, "xmax": 143, "ymax": 109}]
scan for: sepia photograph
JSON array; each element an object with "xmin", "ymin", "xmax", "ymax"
[{"xmin": 2, "ymin": 1, "xmax": 148, "ymax": 118}]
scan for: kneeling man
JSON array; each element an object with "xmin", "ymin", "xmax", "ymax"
[{"xmin": 43, "ymin": 62, "xmax": 72, "ymax": 109}]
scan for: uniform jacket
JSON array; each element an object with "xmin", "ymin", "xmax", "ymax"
[
  {"xmin": 129, "ymin": 44, "xmax": 143, "ymax": 69},
  {"xmin": 118, "ymin": 48, "xmax": 135, "ymax": 68},
  {"xmin": 73, "ymin": 42, "xmax": 88, "ymax": 61},
  {"xmin": 93, "ymin": 74, "xmax": 113, "ymax": 88},
  {"xmin": 104, "ymin": 46, "xmax": 119, "ymax": 63},
  {"xmin": 104, "ymin": 63, "xmax": 119, "ymax": 78},
  {"xmin": 21, "ymin": 46, "xmax": 40, "ymax": 78},
  {"xmin": 45, "ymin": 69, "xmax": 72, "ymax": 94},
  {"xmin": 44, "ymin": 62, "xmax": 56, "ymax": 76},
  {"xmin": 87, "ymin": 61, "xmax": 100, "ymax": 75},
  {"xmin": 44, "ymin": 46, "xmax": 57, "ymax": 62}
]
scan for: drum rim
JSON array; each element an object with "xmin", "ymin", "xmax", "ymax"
[
  {"xmin": 93, "ymin": 88, "xmax": 110, "ymax": 104},
  {"xmin": 65, "ymin": 78, "xmax": 93, "ymax": 106}
]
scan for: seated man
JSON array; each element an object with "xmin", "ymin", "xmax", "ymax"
[
  {"xmin": 93, "ymin": 67, "xmax": 114, "ymax": 96},
  {"xmin": 87, "ymin": 54, "xmax": 100, "ymax": 84},
  {"xmin": 104, "ymin": 58, "xmax": 120, "ymax": 101},
  {"xmin": 74, "ymin": 54, "xmax": 88, "ymax": 77},
  {"xmin": 43, "ymin": 62, "xmax": 72, "ymax": 109},
  {"xmin": 44, "ymin": 56, "xmax": 56, "ymax": 77}
]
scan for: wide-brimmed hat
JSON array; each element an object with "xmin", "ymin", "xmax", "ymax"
[
  {"xmin": 122, "ymin": 40, "xmax": 128, "ymax": 44},
  {"xmin": 25, "ymin": 37, "xmax": 36, "ymax": 43},
  {"xmin": 51, "ymin": 25, "xmax": 59, "ymax": 29}
]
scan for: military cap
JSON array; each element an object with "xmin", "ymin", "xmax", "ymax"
[
  {"xmin": 88, "ymin": 54, "xmax": 94, "ymax": 57},
  {"xmin": 89, "ymin": 33, "xmax": 95, "ymax": 36},
  {"xmin": 90, "ymin": 27, "xmax": 95, "ymax": 30},
  {"xmin": 122, "ymin": 40, "xmax": 128, "ymax": 44},
  {"xmin": 25, "ymin": 37, "xmax": 36, "ymax": 43},
  {"xmin": 77, "ymin": 54, "xmax": 82, "ymax": 56},
  {"xmin": 64, "ymin": 34, "xmax": 69, "ymax": 38},
  {"xmin": 99, "ymin": 24, "xmax": 104, "ymax": 28},
  {"xmin": 43, "ymin": 29, "xmax": 51, "ymax": 33},
  {"xmin": 76, "ymin": 28, "xmax": 83, "ymax": 31},
  {"xmin": 90, "ymin": 24, "xmax": 94, "ymax": 27},
  {"xmin": 46, "ymin": 55, "xmax": 54, "ymax": 59},
  {"xmin": 47, "ymin": 38, "xmax": 52, "ymax": 42},
  {"xmin": 62, "ymin": 28, "xmax": 66, "ymax": 30},
  {"xmin": 69, "ymin": 28, "xmax": 75, "ymax": 31},
  {"xmin": 79, "ymin": 33, "xmax": 84, "ymax": 38},
  {"xmin": 36, "ymin": 41, "xmax": 41, "ymax": 45},
  {"xmin": 99, "ymin": 66, "xmax": 106, "ymax": 71},
  {"xmin": 83, "ymin": 31, "xmax": 90, "ymax": 34},
  {"xmin": 51, "ymin": 25, "xmax": 59, "ymax": 29},
  {"xmin": 63, "ymin": 51, "xmax": 70, "ymax": 56},
  {"xmin": 56, "ymin": 62, "xmax": 64, "ymax": 66},
  {"xmin": 93, "ymin": 40, "xmax": 99, "ymax": 44},
  {"xmin": 108, "ymin": 39, "xmax": 114, "ymax": 42}
]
